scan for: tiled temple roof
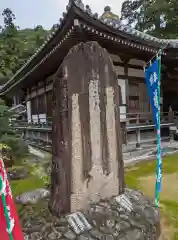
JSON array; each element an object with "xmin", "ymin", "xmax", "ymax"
[
  {"xmin": 12, "ymin": 0, "xmax": 178, "ymax": 75},
  {"xmin": 1, "ymin": 0, "xmax": 178, "ymax": 94},
  {"xmin": 10, "ymin": 0, "xmax": 178, "ymax": 77},
  {"xmin": 76, "ymin": 0, "xmax": 178, "ymax": 48},
  {"xmin": 71, "ymin": 0, "xmax": 177, "ymax": 47},
  {"xmin": 50, "ymin": 0, "xmax": 178, "ymax": 47}
]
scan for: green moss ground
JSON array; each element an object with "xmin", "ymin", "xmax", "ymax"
[
  {"xmin": 125, "ymin": 154, "xmax": 178, "ymax": 239},
  {"xmin": 11, "ymin": 176, "xmax": 45, "ymax": 198},
  {"xmin": 8, "ymin": 154, "xmax": 49, "ymax": 216},
  {"xmin": 8, "ymin": 152, "xmax": 178, "ymax": 238}
]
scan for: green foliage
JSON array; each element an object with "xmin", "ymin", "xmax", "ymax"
[
  {"xmin": 0, "ymin": 98, "xmax": 28, "ymax": 159},
  {"xmin": 0, "ymin": 98, "xmax": 13, "ymax": 135},
  {"xmin": 0, "ymin": 8, "xmax": 49, "ymax": 80},
  {"xmin": 121, "ymin": 0, "xmax": 178, "ymax": 38},
  {"xmin": 0, "ymin": 7, "xmax": 51, "ymax": 156},
  {"xmin": 0, "ymin": 135, "xmax": 28, "ymax": 157},
  {"xmin": 9, "ymin": 156, "xmax": 49, "ymax": 217}
]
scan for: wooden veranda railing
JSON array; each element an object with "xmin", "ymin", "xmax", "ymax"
[
  {"xmin": 11, "ymin": 111, "xmax": 178, "ymax": 150},
  {"xmin": 120, "ymin": 111, "xmax": 178, "ymax": 125},
  {"xmin": 11, "ymin": 111, "xmax": 178, "ymax": 127},
  {"xmin": 120, "ymin": 111, "xmax": 178, "ymax": 146}
]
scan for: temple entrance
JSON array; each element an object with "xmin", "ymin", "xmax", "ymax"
[{"xmin": 49, "ymin": 41, "xmax": 124, "ymax": 216}]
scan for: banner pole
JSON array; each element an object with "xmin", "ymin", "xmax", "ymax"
[
  {"xmin": 155, "ymin": 54, "xmax": 162, "ymax": 208},
  {"xmin": 144, "ymin": 51, "xmax": 163, "ymax": 208}
]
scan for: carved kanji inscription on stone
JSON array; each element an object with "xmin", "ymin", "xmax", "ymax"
[{"xmin": 50, "ymin": 41, "xmax": 124, "ymax": 215}]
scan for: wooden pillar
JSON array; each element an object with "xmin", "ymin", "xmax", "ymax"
[
  {"xmin": 124, "ymin": 60, "xmax": 129, "ymax": 112},
  {"xmin": 136, "ymin": 128, "xmax": 141, "ymax": 148},
  {"xmin": 44, "ymin": 79, "xmax": 48, "ymax": 124},
  {"xmin": 26, "ymin": 88, "xmax": 32, "ymax": 124},
  {"xmin": 36, "ymin": 84, "xmax": 40, "ymax": 124},
  {"xmin": 13, "ymin": 95, "xmax": 17, "ymax": 106},
  {"xmin": 123, "ymin": 60, "xmax": 129, "ymax": 146}
]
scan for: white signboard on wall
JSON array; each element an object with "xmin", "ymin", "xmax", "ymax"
[
  {"xmin": 118, "ymin": 79, "xmax": 127, "ymax": 121},
  {"xmin": 120, "ymin": 106, "xmax": 127, "ymax": 122},
  {"xmin": 39, "ymin": 114, "xmax": 47, "ymax": 124},
  {"xmin": 32, "ymin": 115, "xmax": 38, "ymax": 124}
]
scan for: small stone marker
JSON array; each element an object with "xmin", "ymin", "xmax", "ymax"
[
  {"xmin": 67, "ymin": 212, "xmax": 92, "ymax": 234},
  {"xmin": 115, "ymin": 194, "xmax": 133, "ymax": 212}
]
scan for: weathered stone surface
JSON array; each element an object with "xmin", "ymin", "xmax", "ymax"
[
  {"xmin": 16, "ymin": 188, "xmax": 50, "ymax": 204},
  {"xmin": 50, "ymin": 41, "xmax": 123, "ymax": 215},
  {"xmin": 23, "ymin": 189, "xmax": 161, "ymax": 240}
]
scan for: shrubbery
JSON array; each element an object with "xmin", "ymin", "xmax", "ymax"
[
  {"xmin": 0, "ymin": 98, "xmax": 28, "ymax": 163},
  {"xmin": 0, "ymin": 135, "xmax": 28, "ymax": 157}
]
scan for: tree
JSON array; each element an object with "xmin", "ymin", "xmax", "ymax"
[
  {"xmin": 0, "ymin": 98, "xmax": 28, "ymax": 160},
  {"xmin": 0, "ymin": 8, "xmax": 49, "ymax": 81},
  {"xmin": 34, "ymin": 25, "xmax": 48, "ymax": 47},
  {"xmin": 121, "ymin": 0, "xmax": 143, "ymax": 26},
  {"xmin": 121, "ymin": 0, "xmax": 178, "ymax": 38},
  {"xmin": 0, "ymin": 8, "xmax": 20, "ymax": 76},
  {"xmin": 0, "ymin": 98, "xmax": 12, "ymax": 136}
]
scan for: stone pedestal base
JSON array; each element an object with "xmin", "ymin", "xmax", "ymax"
[{"xmin": 23, "ymin": 188, "xmax": 161, "ymax": 240}]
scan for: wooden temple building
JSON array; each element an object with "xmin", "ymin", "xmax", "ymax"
[{"xmin": 1, "ymin": 0, "xmax": 178, "ymax": 151}]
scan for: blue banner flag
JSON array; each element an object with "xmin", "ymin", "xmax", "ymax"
[{"xmin": 144, "ymin": 57, "xmax": 162, "ymax": 207}]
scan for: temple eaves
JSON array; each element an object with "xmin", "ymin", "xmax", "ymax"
[
  {"xmin": 37, "ymin": 0, "xmax": 178, "ymax": 49},
  {"xmin": 1, "ymin": 0, "xmax": 178, "ymax": 95}
]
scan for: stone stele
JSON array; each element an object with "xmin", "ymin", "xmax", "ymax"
[{"xmin": 50, "ymin": 41, "xmax": 123, "ymax": 215}]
